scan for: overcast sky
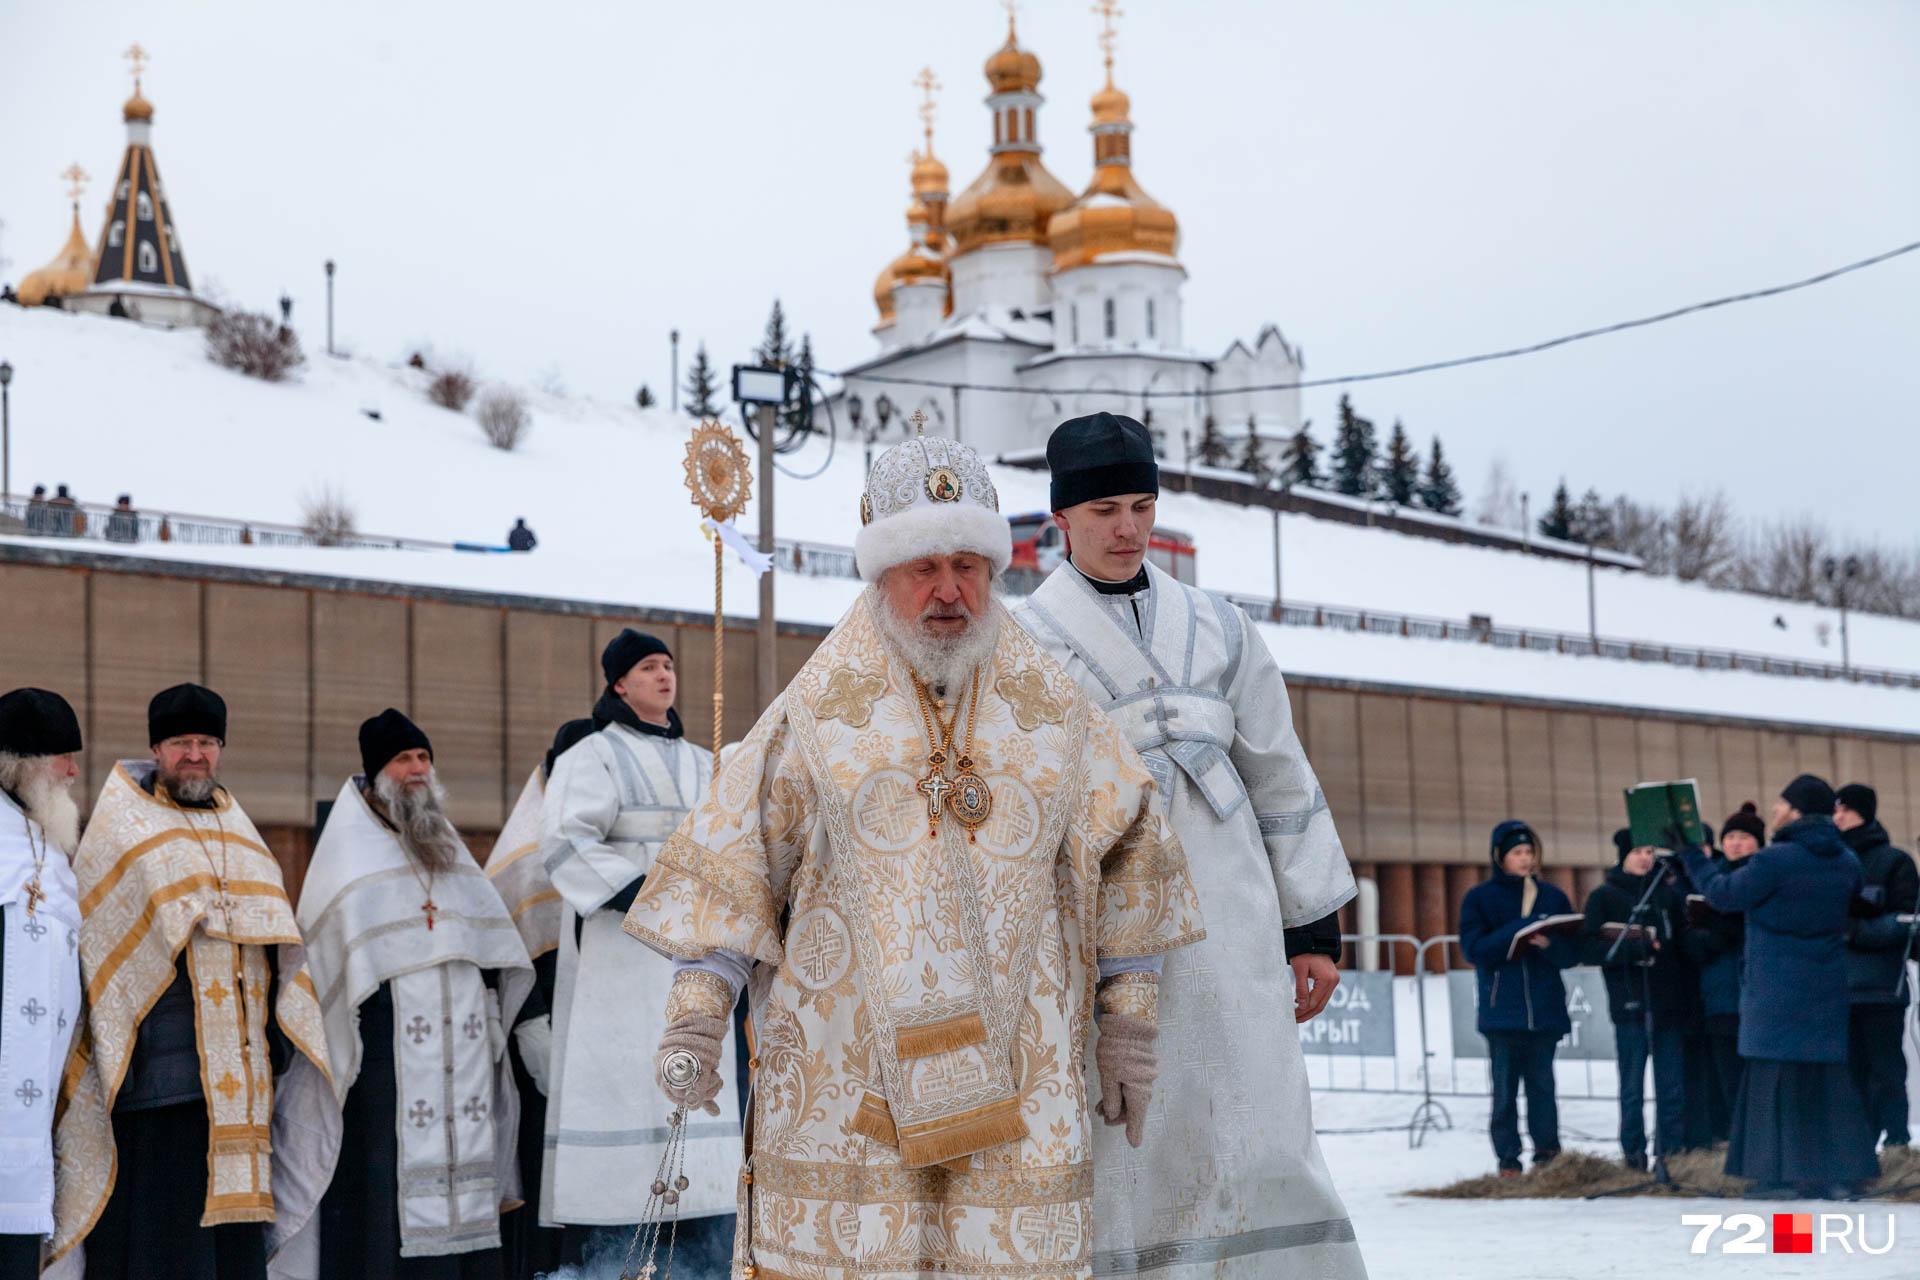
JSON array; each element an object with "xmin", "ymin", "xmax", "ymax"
[{"xmin": 2, "ymin": 0, "xmax": 1914, "ymax": 541}]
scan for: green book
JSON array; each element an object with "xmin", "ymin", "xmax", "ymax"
[{"xmin": 1623, "ymin": 779, "xmax": 1708, "ymax": 850}]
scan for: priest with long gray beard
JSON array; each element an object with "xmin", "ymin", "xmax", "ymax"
[
  {"xmin": 0, "ymin": 689, "xmax": 86, "ymax": 1277},
  {"xmin": 267, "ymin": 710, "xmax": 533, "ymax": 1280}
]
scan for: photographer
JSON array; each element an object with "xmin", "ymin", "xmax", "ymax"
[
  {"xmin": 1680, "ymin": 774, "xmax": 1875, "ymax": 1197},
  {"xmin": 1836, "ymin": 782, "xmax": 1918, "ymax": 1151},
  {"xmin": 1583, "ymin": 829, "xmax": 1695, "ymax": 1169},
  {"xmin": 1459, "ymin": 820, "xmax": 1579, "ymax": 1176},
  {"xmin": 1682, "ymin": 803, "xmax": 1765, "ymax": 1142}
]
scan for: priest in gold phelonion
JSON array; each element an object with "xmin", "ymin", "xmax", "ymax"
[{"xmin": 622, "ymin": 428, "xmax": 1206, "ymax": 1280}]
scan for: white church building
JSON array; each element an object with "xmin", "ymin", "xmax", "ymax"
[{"xmin": 838, "ymin": 11, "xmax": 1305, "ymax": 462}]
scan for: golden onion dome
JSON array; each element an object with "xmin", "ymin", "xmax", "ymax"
[
  {"xmin": 123, "ymin": 79, "xmax": 154, "ymax": 122},
  {"xmin": 875, "ymin": 200, "xmax": 945, "ymax": 324},
  {"xmin": 17, "ymin": 206, "xmax": 97, "ymax": 307},
  {"xmin": 985, "ymin": 21, "xmax": 1041, "ymax": 95},
  {"xmin": 946, "ymin": 157, "xmax": 1074, "ymax": 255},
  {"xmin": 911, "ymin": 149, "xmax": 949, "ymax": 199},
  {"xmin": 1048, "ymin": 74, "xmax": 1180, "ymax": 273}
]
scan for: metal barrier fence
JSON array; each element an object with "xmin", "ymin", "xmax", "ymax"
[{"xmin": 1295, "ymin": 934, "xmax": 1633, "ymax": 1146}]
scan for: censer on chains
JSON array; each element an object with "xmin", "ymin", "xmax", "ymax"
[{"xmin": 620, "ymin": 422, "xmax": 759, "ymax": 1279}]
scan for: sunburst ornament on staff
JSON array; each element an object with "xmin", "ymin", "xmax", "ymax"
[{"xmin": 683, "ymin": 420, "xmax": 753, "ymax": 777}]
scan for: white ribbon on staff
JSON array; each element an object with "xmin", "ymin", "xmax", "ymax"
[{"xmin": 703, "ymin": 517, "xmax": 775, "ymax": 577}]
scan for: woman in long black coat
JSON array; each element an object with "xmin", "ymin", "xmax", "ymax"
[{"xmin": 1680, "ymin": 774, "xmax": 1876, "ymax": 1196}]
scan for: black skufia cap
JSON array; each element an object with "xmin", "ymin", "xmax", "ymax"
[
  {"xmin": 0, "ymin": 687, "xmax": 83, "ymax": 756},
  {"xmin": 358, "ymin": 708, "xmax": 433, "ymax": 781},
  {"xmin": 148, "ymin": 683, "xmax": 227, "ymax": 746},
  {"xmin": 1046, "ymin": 412, "xmax": 1159, "ymax": 512}
]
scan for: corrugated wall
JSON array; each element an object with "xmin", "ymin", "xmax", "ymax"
[{"xmin": 4, "ymin": 557, "xmax": 1916, "ymax": 960}]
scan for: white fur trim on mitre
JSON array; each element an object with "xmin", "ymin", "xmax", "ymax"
[{"xmin": 855, "ymin": 502, "xmax": 1013, "ymax": 583}]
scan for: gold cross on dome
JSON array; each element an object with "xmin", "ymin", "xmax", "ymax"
[
  {"xmin": 909, "ymin": 408, "xmax": 928, "ymax": 435},
  {"xmin": 61, "ymin": 163, "xmax": 90, "ymax": 203},
  {"xmin": 1092, "ymin": 1, "xmax": 1124, "ymax": 70},
  {"xmin": 913, "ymin": 66, "xmax": 941, "ymax": 143},
  {"xmin": 124, "ymin": 42, "xmax": 149, "ymax": 84},
  {"xmin": 1001, "ymin": 0, "xmax": 1020, "ymax": 36}
]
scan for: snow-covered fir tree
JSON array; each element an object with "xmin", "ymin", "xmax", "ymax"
[
  {"xmin": 1419, "ymin": 437, "xmax": 1462, "ymax": 515},
  {"xmin": 635, "ymin": 384, "xmax": 655, "ymax": 409},
  {"xmin": 1537, "ymin": 480, "xmax": 1576, "ymax": 541},
  {"xmin": 1196, "ymin": 414, "xmax": 1230, "ymax": 468},
  {"xmin": 1237, "ymin": 417, "xmax": 1270, "ymax": 476},
  {"xmin": 1330, "ymin": 394, "xmax": 1378, "ymax": 497},
  {"xmin": 756, "ymin": 298, "xmax": 795, "ymax": 369},
  {"xmin": 1571, "ymin": 487, "xmax": 1615, "ymax": 547},
  {"xmin": 683, "ymin": 343, "xmax": 720, "ymax": 418},
  {"xmin": 1280, "ymin": 419, "xmax": 1323, "ymax": 488},
  {"xmin": 1380, "ymin": 420, "xmax": 1418, "ymax": 505}
]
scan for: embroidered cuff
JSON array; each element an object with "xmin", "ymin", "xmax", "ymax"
[
  {"xmin": 665, "ymin": 968, "xmax": 736, "ymax": 1023},
  {"xmin": 1096, "ymin": 971, "xmax": 1159, "ymax": 1025}
]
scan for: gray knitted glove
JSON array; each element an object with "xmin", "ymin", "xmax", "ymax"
[
  {"xmin": 655, "ymin": 1013, "xmax": 727, "ymax": 1116},
  {"xmin": 1095, "ymin": 1011, "xmax": 1157, "ymax": 1148}
]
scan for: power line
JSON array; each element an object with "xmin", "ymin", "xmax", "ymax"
[{"xmin": 823, "ymin": 238, "xmax": 1920, "ymax": 399}]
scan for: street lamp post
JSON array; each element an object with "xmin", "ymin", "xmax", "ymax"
[
  {"xmin": 846, "ymin": 394, "xmax": 871, "ymax": 476},
  {"xmin": 0, "ymin": 360, "xmax": 13, "ymax": 501},
  {"xmin": 670, "ymin": 329, "xmax": 680, "ymax": 413},
  {"xmin": 1823, "ymin": 555, "xmax": 1861, "ymax": 675},
  {"xmin": 323, "ymin": 259, "xmax": 336, "ymax": 357},
  {"xmin": 1265, "ymin": 467, "xmax": 1291, "ymax": 620},
  {"xmin": 873, "ymin": 393, "xmax": 895, "ymax": 447}
]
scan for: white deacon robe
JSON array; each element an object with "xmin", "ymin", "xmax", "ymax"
[
  {"xmin": 0, "ymin": 788, "xmax": 81, "ymax": 1238},
  {"xmin": 268, "ymin": 779, "xmax": 533, "ymax": 1276},
  {"xmin": 538, "ymin": 721, "xmax": 738, "ymax": 1226},
  {"xmin": 1015, "ymin": 562, "xmax": 1367, "ymax": 1279}
]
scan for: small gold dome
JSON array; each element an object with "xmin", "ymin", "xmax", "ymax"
[
  {"xmin": 17, "ymin": 207, "xmax": 96, "ymax": 307},
  {"xmin": 874, "ymin": 200, "xmax": 946, "ymax": 323},
  {"xmin": 123, "ymin": 79, "xmax": 154, "ymax": 122},
  {"xmin": 984, "ymin": 21, "xmax": 1041, "ymax": 95},
  {"xmin": 1091, "ymin": 79, "xmax": 1131, "ymax": 126},
  {"xmin": 911, "ymin": 149, "xmax": 949, "ymax": 199}
]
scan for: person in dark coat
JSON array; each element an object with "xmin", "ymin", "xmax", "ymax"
[
  {"xmin": 1459, "ymin": 820, "xmax": 1579, "ymax": 1175},
  {"xmin": 23, "ymin": 483, "xmax": 49, "ymax": 535},
  {"xmin": 1680, "ymin": 774, "xmax": 1876, "ymax": 1196},
  {"xmin": 1682, "ymin": 803, "xmax": 1764, "ymax": 1143},
  {"xmin": 1583, "ymin": 829, "xmax": 1695, "ymax": 1168},
  {"xmin": 105, "ymin": 493, "xmax": 140, "ymax": 543},
  {"xmin": 1836, "ymin": 782, "xmax": 1918, "ymax": 1151},
  {"xmin": 506, "ymin": 518, "xmax": 536, "ymax": 552}
]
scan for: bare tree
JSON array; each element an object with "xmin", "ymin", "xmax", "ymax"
[
  {"xmin": 474, "ymin": 389, "xmax": 531, "ymax": 451},
  {"xmin": 300, "ymin": 483, "xmax": 357, "ymax": 546},
  {"xmin": 206, "ymin": 309, "xmax": 305, "ymax": 382},
  {"xmin": 427, "ymin": 368, "xmax": 476, "ymax": 411},
  {"xmin": 1472, "ymin": 457, "xmax": 1522, "ymax": 529},
  {"xmin": 1668, "ymin": 492, "xmax": 1738, "ymax": 584}
]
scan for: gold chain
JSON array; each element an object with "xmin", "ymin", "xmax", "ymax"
[{"xmin": 162, "ymin": 784, "xmax": 233, "ymax": 924}]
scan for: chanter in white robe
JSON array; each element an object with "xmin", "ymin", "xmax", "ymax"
[{"xmin": 1015, "ymin": 562, "xmax": 1367, "ymax": 1279}]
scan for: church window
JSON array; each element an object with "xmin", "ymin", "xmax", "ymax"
[
  {"xmin": 137, "ymin": 191, "xmax": 154, "ymax": 221},
  {"xmin": 1103, "ymin": 298, "xmax": 1116, "ymax": 340},
  {"xmin": 138, "ymin": 241, "xmax": 158, "ymax": 273},
  {"xmin": 108, "ymin": 220, "xmax": 125, "ymax": 248},
  {"xmin": 1024, "ymin": 107, "xmax": 1034, "ymax": 140},
  {"xmin": 1070, "ymin": 305, "xmax": 1079, "ymax": 346},
  {"xmin": 994, "ymin": 113, "xmax": 1003, "ymax": 146},
  {"xmin": 1147, "ymin": 298, "xmax": 1157, "ymax": 339}
]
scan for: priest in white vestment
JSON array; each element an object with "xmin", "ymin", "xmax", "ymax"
[
  {"xmin": 537, "ymin": 631, "xmax": 734, "ymax": 1261},
  {"xmin": 267, "ymin": 710, "xmax": 532, "ymax": 1280},
  {"xmin": 0, "ymin": 689, "xmax": 86, "ymax": 1276},
  {"xmin": 1013, "ymin": 412, "xmax": 1367, "ymax": 1278},
  {"xmin": 624, "ymin": 428, "xmax": 1207, "ymax": 1280}
]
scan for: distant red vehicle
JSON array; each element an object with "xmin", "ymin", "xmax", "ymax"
[{"xmin": 1006, "ymin": 512, "xmax": 1197, "ymax": 585}]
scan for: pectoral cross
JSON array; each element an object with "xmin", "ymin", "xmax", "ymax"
[
  {"xmin": 909, "ymin": 408, "xmax": 928, "ymax": 436},
  {"xmin": 918, "ymin": 770, "xmax": 953, "ymax": 829},
  {"xmin": 422, "ymin": 897, "xmax": 438, "ymax": 930},
  {"xmin": 22, "ymin": 879, "xmax": 45, "ymax": 919}
]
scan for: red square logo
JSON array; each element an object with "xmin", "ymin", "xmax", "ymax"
[{"xmin": 1773, "ymin": 1213, "xmax": 1813, "ymax": 1254}]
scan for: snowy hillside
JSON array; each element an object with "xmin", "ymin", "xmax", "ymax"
[{"xmin": 3, "ymin": 304, "xmax": 1917, "ymax": 733}]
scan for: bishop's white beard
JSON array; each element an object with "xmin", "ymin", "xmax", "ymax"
[
  {"xmin": 372, "ymin": 769, "xmax": 462, "ymax": 871},
  {"xmin": 0, "ymin": 752, "xmax": 82, "ymax": 856},
  {"xmin": 870, "ymin": 584, "xmax": 1002, "ymax": 695}
]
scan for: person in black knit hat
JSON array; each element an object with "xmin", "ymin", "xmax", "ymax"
[
  {"xmin": 1835, "ymin": 782, "xmax": 1918, "ymax": 1151},
  {"xmin": 1583, "ymin": 828, "xmax": 1696, "ymax": 1168},
  {"xmin": 1680, "ymin": 775, "xmax": 1877, "ymax": 1196},
  {"xmin": 1683, "ymin": 802, "xmax": 1764, "ymax": 1143}
]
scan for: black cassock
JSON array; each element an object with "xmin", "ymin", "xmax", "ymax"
[
  {"xmin": 85, "ymin": 954, "xmax": 280, "ymax": 1280},
  {"xmin": 498, "ymin": 950, "xmax": 562, "ymax": 1280},
  {"xmin": 317, "ymin": 979, "xmax": 524, "ymax": 1280}
]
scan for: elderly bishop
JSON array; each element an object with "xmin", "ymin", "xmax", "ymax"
[
  {"xmin": 623, "ymin": 429, "xmax": 1205, "ymax": 1280},
  {"xmin": 1012, "ymin": 413, "xmax": 1367, "ymax": 1279},
  {"xmin": 267, "ymin": 710, "xmax": 534, "ymax": 1279}
]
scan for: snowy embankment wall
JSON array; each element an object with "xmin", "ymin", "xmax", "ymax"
[{"xmin": 2, "ymin": 305, "xmax": 1915, "ymax": 735}]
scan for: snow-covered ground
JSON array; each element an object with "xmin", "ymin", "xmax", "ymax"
[
  {"xmin": 1314, "ymin": 1091, "xmax": 1920, "ymax": 1278},
  {"xmin": 5, "ymin": 305, "xmax": 1918, "ymax": 733}
]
